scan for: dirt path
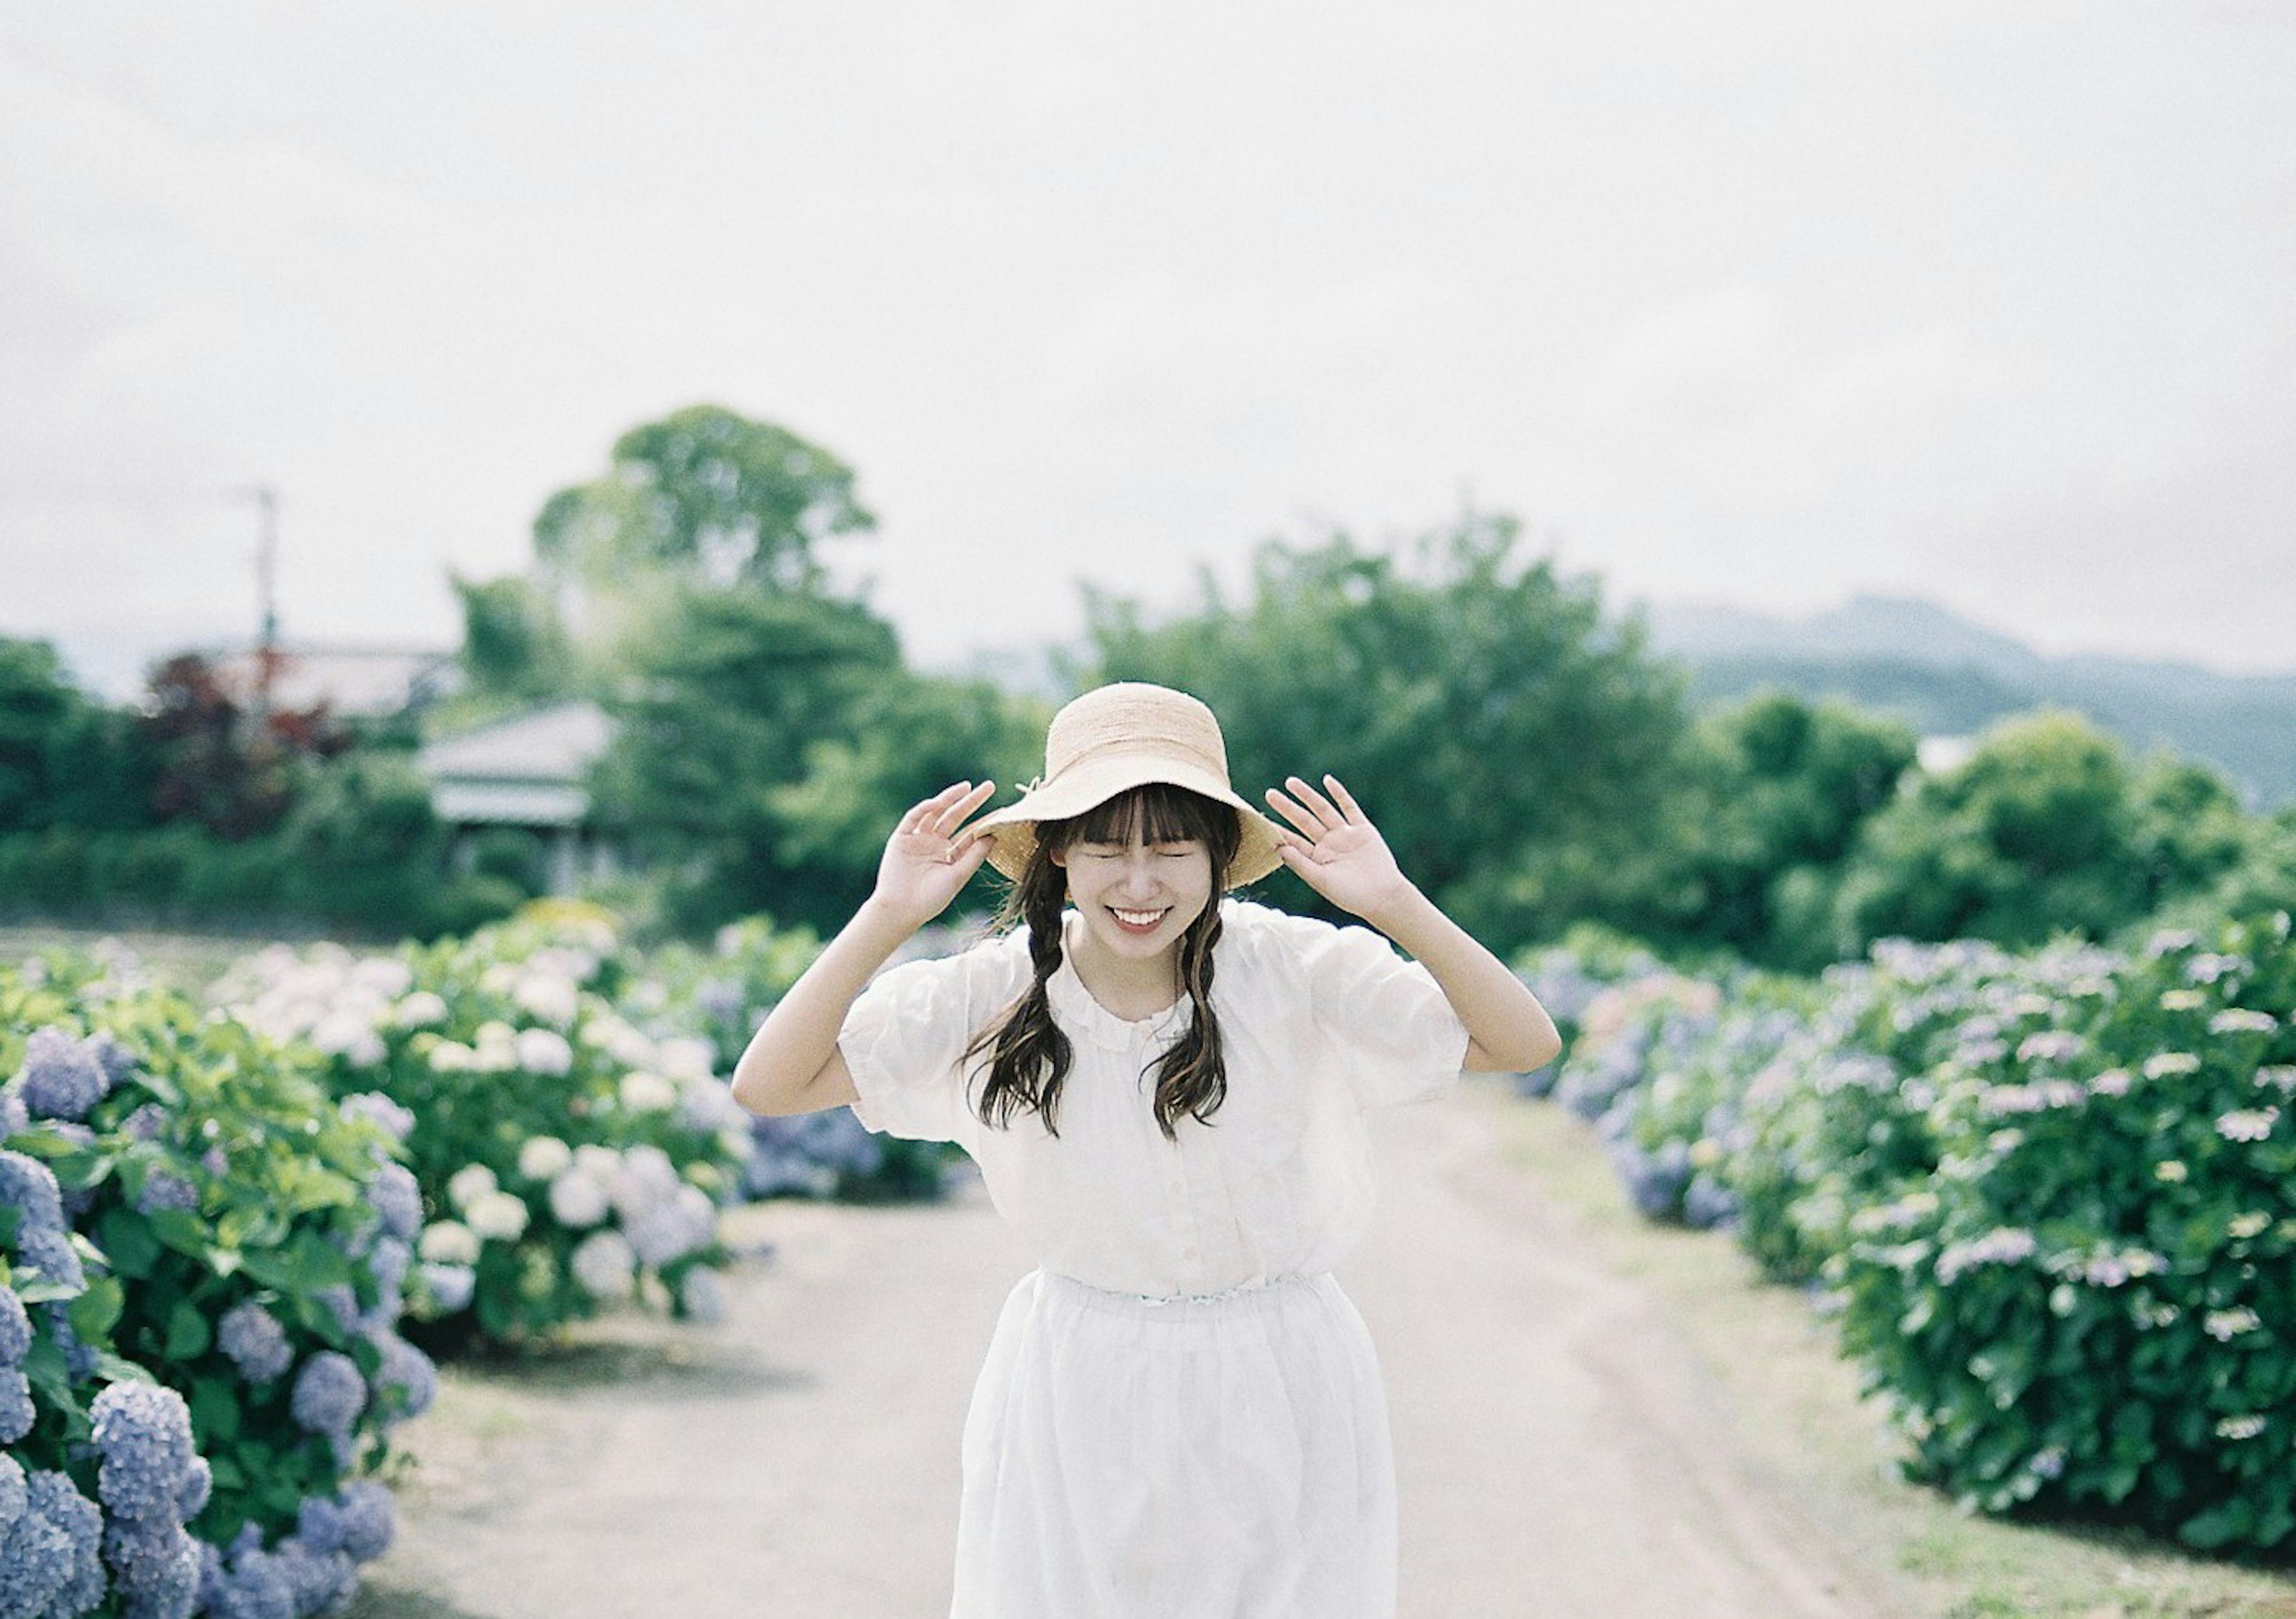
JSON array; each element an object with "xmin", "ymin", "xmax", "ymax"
[{"xmin": 352, "ymin": 1077, "xmax": 1890, "ymax": 1618}]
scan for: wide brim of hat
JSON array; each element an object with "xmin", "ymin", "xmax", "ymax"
[{"xmin": 969, "ymin": 760, "xmax": 1287, "ymax": 889}]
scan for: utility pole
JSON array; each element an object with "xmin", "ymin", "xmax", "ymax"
[{"xmin": 235, "ymin": 483, "xmax": 281, "ymax": 725}]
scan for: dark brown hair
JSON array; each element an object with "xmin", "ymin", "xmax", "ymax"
[{"xmin": 961, "ymin": 781, "xmax": 1244, "ymax": 1142}]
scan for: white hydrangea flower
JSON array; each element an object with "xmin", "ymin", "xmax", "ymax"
[
  {"xmin": 479, "ymin": 963, "xmax": 518, "ymax": 995},
  {"xmin": 519, "ymin": 1135, "xmax": 575, "ymax": 1180},
  {"xmin": 2142, "ymin": 1051, "xmax": 2202, "ymax": 1080},
  {"xmin": 2158, "ymin": 989, "xmax": 2206, "ymax": 1012},
  {"xmin": 619, "ymin": 1070, "xmax": 678, "ymax": 1113},
  {"xmin": 447, "ymin": 1163, "xmax": 499, "ymax": 1212},
  {"xmin": 418, "ymin": 1220, "xmax": 481, "ymax": 1265},
  {"xmin": 514, "ymin": 1027, "xmax": 575, "ymax": 1076},
  {"xmin": 549, "ymin": 1169, "xmax": 612, "ymax": 1227},
  {"xmin": 611, "ymin": 1145, "xmax": 681, "ymax": 1220},
  {"xmin": 680, "ymin": 1266, "xmax": 728, "ymax": 1325},
  {"xmin": 572, "ymin": 1143, "xmax": 622, "ymax": 1182},
  {"xmin": 395, "ymin": 990, "xmax": 450, "ymax": 1029},
  {"xmin": 465, "ymin": 1189, "xmax": 531, "ymax": 1242},
  {"xmin": 514, "ymin": 973, "xmax": 581, "ymax": 1028},
  {"xmin": 352, "ymin": 956, "xmax": 416, "ymax": 997},
  {"xmin": 571, "ymin": 1230, "xmax": 637, "ymax": 1298},
  {"xmin": 310, "ymin": 1010, "xmax": 387, "ymax": 1066},
  {"xmin": 428, "ymin": 1039, "xmax": 479, "ymax": 1073},
  {"xmin": 2209, "ymin": 1008, "xmax": 2279, "ymax": 1035},
  {"xmin": 2228, "ymin": 1211, "xmax": 2270, "ymax": 1240},
  {"xmin": 2216, "ymin": 1414, "xmax": 2267, "ymax": 1441},
  {"xmin": 2203, "ymin": 1307, "xmax": 2261, "ymax": 1340},
  {"xmin": 655, "ymin": 1036, "xmax": 717, "ymax": 1081},
  {"xmin": 474, "ymin": 1020, "xmax": 520, "ymax": 1072},
  {"xmin": 2216, "ymin": 1108, "xmax": 2280, "ymax": 1143}
]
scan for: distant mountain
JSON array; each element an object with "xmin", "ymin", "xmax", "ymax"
[{"xmin": 1637, "ymin": 594, "xmax": 2296, "ymax": 811}]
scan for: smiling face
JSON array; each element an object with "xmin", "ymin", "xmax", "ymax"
[{"xmin": 1044, "ymin": 783, "xmax": 1234, "ymax": 968}]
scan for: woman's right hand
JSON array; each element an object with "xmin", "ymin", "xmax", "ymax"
[{"xmin": 868, "ymin": 780, "xmax": 999, "ymax": 929}]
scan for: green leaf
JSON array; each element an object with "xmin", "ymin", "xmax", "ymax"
[
  {"xmin": 66, "ymin": 1273, "xmax": 124, "ymax": 1343},
  {"xmin": 164, "ymin": 1298, "xmax": 212, "ymax": 1359},
  {"xmin": 148, "ymin": 1207, "xmax": 212, "ymax": 1260},
  {"xmin": 96, "ymin": 1207, "xmax": 162, "ymax": 1280}
]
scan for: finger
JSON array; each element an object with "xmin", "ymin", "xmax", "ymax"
[
  {"xmin": 902, "ymin": 781, "xmax": 972, "ymax": 834},
  {"xmin": 1322, "ymin": 774, "xmax": 1366, "ymax": 825},
  {"xmin": 930, "ymin": 779, "xmax": 997, "ymax": 838},
  {"xmin": 1284, "ymin": 775, "xmax": 1344, "ymax": 830},
  {"xmin": 1263, "ymin": 787, "xmax": 1321, "ymax": 840}
]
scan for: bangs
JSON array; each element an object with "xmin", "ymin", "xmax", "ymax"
[{"xmin": 1066, "ymin": 781, "xmax": 1230, "ymax": 850}]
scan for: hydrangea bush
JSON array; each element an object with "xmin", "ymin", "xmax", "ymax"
[
  {"xmin": 1533, "ymin": 910, "xmax": 2296, "ymax": 1554},
  {"xmin": 212, "ymin": 903, "xmax": 751, "ymax": 1352},
  {"xmin": 2, "ymin": 956, "xmax": 433, "ymax": 1617},
  {"xmin": 630, "ymin": 915, "xmax": 954, "ymax": 1203},
  {"xmin": 1818, "ymin": 915, "xmax": 2295, "ymax": 1551}
]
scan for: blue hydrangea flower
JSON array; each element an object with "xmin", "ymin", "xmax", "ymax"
[
  {"xmin": 368, "ymin": 1331, "xmax": 437, "ymax": 1422},
  {"xmin": 367, "ymin": 1161, "xmax": 422, "ymax": 1242},
  {"xmin": 0, "ymin": 1085, "xmax": 27, "ymax": 1139},
  {"xmin": 121, "ymin": 1102, "xmax": 170, "ymax": 1142},
  {"xmin": 289, "ymin": 1350, "xmax": 366, "ymax": 1437},
  {"xmin": 90, "ymin": 1379, "xmax": 199, "ymax": 1523},
  {"xmin": 340, "ymin": 1091, "xmax": 415, "ymax": 1145},
  {"xmin": 218, "ymin": 1301, "xmax": 292, "ymax": 1384},
  {"xmin": 416, "ymin": 1262, "xmax": 475, "ymax": 1314},
  {"xmin": 204, "ymin": 1544, "xmax": 296, "ymax": 1619},
  {"xmin": 201, "ymin": 1146, "xmax": 228, "ymax": 1178},
  {"xmin": 295, "ymin": 1478, "xmax": 395, "ymax": 1563},
  {"xmin": 315, "ymin": 1283, "xmax": 361, "ymax": 1336},
  {"xmin": 17, "ymin": 1027, "xmax": 106, "ymax": 1121},
  {"xmin": 365, "ymin": 1234, "xmax": 412, "ymax": 1310},
  {"xmin": 0, "ymin": 1282, "xmax": 30, "ymax": 1365},
  {"xmin": 176, "ymin": 1455, "xmax": 212, "ymax": 1522},
  {"xmin": 133, "ymin": 1170, "xmax": 201, "ymax": 1218},
  {"xmin": 0, "ymin": 1146, "xmax": 65, "ymax": 1233},
  {"xmin": 47, "ymin": 1307, "xmax": 99, "ymax": 1381},
  {"xmin": 0, "ymin": 1368, "xmax": 32, "ymax": 1444},
  {"xmin": 87, "ymin": 1029, "xmax": 140, "ymax": 1090},
  {"xmin": 100, "ymin": 1513, "xmax": 202, "ymax": 1618},
  {"xmin": 0, "ymin": 1466, "xmax": 106, "ymax": 1619},
  {"xmin": 270, "ymin": 1535, "xmax": 358, "ymax": 1614},
  {"xmin": 1, "ymin": 1451, "xmax": 25, "ymax": 1531}
]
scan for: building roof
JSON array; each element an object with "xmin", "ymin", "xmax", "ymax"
[{"xmin": 416, "ymin": 699, "xmax": 615, "ymax": 827}]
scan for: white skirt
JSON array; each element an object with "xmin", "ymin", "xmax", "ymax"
[{"xmin": 950, "ymin": 1266, "xmax": 1399, "ymax": 1619}]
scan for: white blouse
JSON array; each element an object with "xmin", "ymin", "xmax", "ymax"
[{"xmin": 838, "ymin": 897, "xmax": 1471, "ymax": 1298}]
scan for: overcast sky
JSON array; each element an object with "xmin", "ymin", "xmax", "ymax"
[{"xmin": 4, "ymin": 2, "xmax": 2291, "ymax": 702}]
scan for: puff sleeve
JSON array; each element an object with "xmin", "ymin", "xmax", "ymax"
[
  {"xmin": 838, "ymin": 934, "xmax": 1027, "ymax": 1147},
  {"xmin": 1247, "ymin": 903, "xmax": 1472, "ymax": 1109}
]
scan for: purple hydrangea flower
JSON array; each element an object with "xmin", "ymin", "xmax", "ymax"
[
  {"xmin": 16, "ymin": 1027, "xmax": 106, "ymax": 1121},
  {"xmin": 133, "ymin": 1170, "xmax": 201, "ymax": 1218},
  {"xmin": 0, "ymin": 1465, "xmax": 106, "ymax": 1619},
  {"xmin": 218, "ymin": 1301, "xmax": 292, "ymax": 1384},
  {"xmin": 100, "ymin": 1513, "xmax": 203, "ymax": 1618},
  {"xmin": 315, "ymin": 1283, "xmax": 361, "ymax": 1337},
  {"xmin": 0, "ymin": 1086, "xmax": 27, "ymax": 1139},
  {"xmin": 0, "ymin": 1282, "xmax": 29, "ymax": 1365},
  {"xmin": 270, "ymin": 1535, "xmax": 358, "ymax": 1613},
  {"xmin": 0, "ymin": 1147, "xmax": 65, "ymax": 1233},
  {"xmin": 365, "ymin": 1234, "xmax": 412, "ymax": 1310},
  {"xmin": 367, "ymin": 1161, "xmax": 422, "ymax": 1242},
  {"xmin": 296, "ymin": 1478, "xmax": 395, "ymax": 1562},
  {"xmin": 87, "ymin": 1029, "xmax": 140, "ymax": 1090},
  {"xmin": 122, "ymin": 1102, "xmax": 170, "ymax": 1141},
  {"xmin": 90, "ymin": 1379, "xmax": 199, "ymax": 1523},
  {"xmin": 204, "ymin": 1542, "xmax": 296, "ymax": 1619},
  {"xmin": 340, "ymin": 1091, "xmax": 416, "ymax": 1145},
  {"xmin": 201, "ymin": 1146, "xmax": 228, "ymax": 1178},
  {"xmin": 0, "ymin": 1368, "xmax": 32, "ymax": 1444},
  {"xmin": 367, "ymin": 1331, "xmax": 437, "ymax": 1422},
  {"xmin": 289, "ymin": 1350, "xmax": 366, "ymax": 1437}
]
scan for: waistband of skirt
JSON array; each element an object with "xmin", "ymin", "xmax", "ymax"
[{"xmin": 1034, "ymin": 1267, "xmax": 1335, "ymax": 1316}]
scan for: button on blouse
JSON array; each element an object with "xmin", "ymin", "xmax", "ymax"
[{"xmin": 838, "ymin": 898, "xmax": 1471, "ymax": 1298}]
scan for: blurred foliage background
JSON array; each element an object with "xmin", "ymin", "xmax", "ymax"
[{"xmin": 6, "ymin": 400, "xmax": 2294, "ymax": 961}]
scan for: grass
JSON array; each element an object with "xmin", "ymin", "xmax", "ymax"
[{"xmin": 1494, "ymin": 1098, "xmax": 2296, "ymax": 1619}]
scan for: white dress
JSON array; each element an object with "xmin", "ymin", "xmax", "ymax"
[{"xmin": 838, "ymin": 897, "xmax": 1471, "ymax": 1619}]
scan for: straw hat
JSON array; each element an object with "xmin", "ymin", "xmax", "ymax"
[{"xmin": 970, "ymin": 682, "xmax": 1287, "ymax": 888}]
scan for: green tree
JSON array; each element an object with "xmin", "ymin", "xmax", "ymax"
[
  {"xmin": 1659, "ymin": 691, "xmax": 1919, "ymax": 968},
  {"xmin": 0, "ymin": 637, "xmax": 152, "ymax": 833},
  {"xmin": 447, "ymin": 571, "xmax": 576, "ymax": 702},
  {"xmin": 1084, "ymin": 513, "xmax": 1694, "ymax": 952},
  {"xmin": 1819, "ymin": 709, "xmax": 2252, "ymax": 955}
]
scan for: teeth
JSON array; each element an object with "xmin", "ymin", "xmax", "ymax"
[{"xmin": 1112, "ymin": 908, "xmax": 1167, "ymax": 926}]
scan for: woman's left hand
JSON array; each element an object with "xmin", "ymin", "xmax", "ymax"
[{"xmin": 1265, "ymin": 775, "xmax": 1413, "ymax": 923}]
